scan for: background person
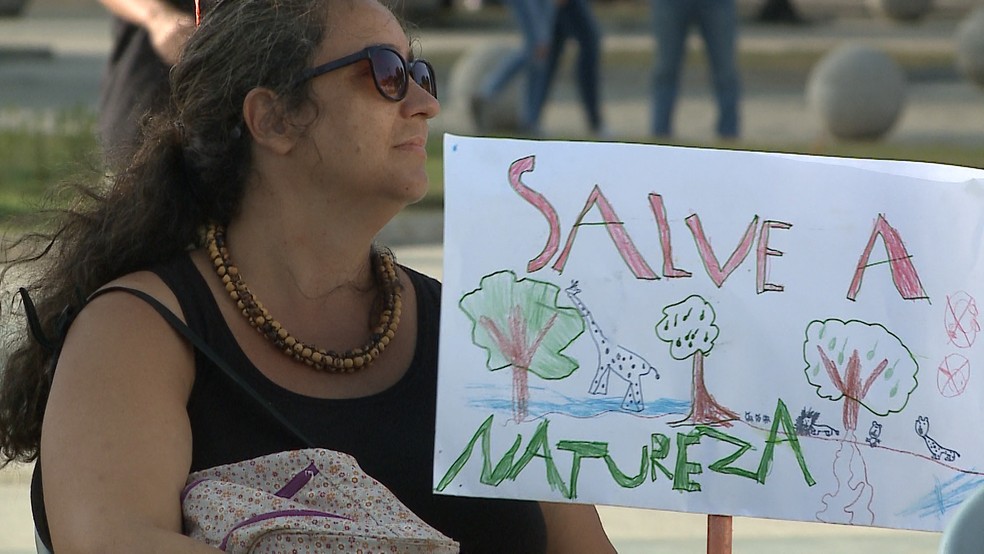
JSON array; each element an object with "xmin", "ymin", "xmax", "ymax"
[
  {"xmin": 0, "ymin": 0, "xmax": 617, "ymax": 551},
  {"xmin": 650, "ymin": 0, "xmax": 741, "ymax": 139},
  {"xmin": 97, "ymin": 0, "xmax": 195, "ymax": 163},
  {"xmin": 471, "ymin": 0, "xmax": 555, "ymax": 134},
  {"xmin": 534, "ymin": 0, "xmax": 607, "ymax": 137}
]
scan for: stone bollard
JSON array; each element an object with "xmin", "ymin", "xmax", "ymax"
[
  {"xmin": 865, "ymin": 0, "xmax": 934, "ymax": 21},
  {"xmin": 447, "ymin": 42, "xmax": 524, "ymax": 134},
  {"xmin": 806, "ymin": 44, "xmax": 907, "ymax": 141},
  {"xmin": 955, "ymin": 7, "xmax": 984, "ymax": 88}
]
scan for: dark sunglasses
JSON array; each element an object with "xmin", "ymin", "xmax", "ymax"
[{"xmin": 295, "ymin": 45, "xmax": 438, "ymax": 102}]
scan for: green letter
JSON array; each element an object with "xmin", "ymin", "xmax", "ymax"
[
  {"xmin": 556, "ymin": 441, "xmax": 608, "ymax": 499},
  {"xmin": 507, "ymin": 419, "xmax": 571, "ymax": 497},
  {"xmin": 757, "ymin": 399, "xmax": 816, "ymax": 486},
  {"xmin": 436, "ymin": 414, "xmax": 525, "ymax": 491},
  {"xmin": 673, "ymin": 430, "xmax": 703, "ymax": 492},
  {"xmin": 699, "ymin": 426, "xmax": 758, "ymax": 480},
  {"xmin": 604, "ymin": 447, "xmax": 649, "ymax": 489},
  {"xmin": 650, "ymin": 433, "xmax": 674, "ymax": 481}
]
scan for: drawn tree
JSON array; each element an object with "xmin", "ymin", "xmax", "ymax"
[
  {"xmin": 655, "ymin": 295, "xmax": 738, "ymax": 427},
  {"xmin": 803, "ymin": 318, "xmax": 919, "ymax": 525},
  {"xmin": 459, "ymin": 271, "xmax": 585, "ymax": 422}
]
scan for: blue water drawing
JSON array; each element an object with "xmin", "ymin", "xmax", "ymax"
[
  {"xmin": 897, "ymin": 471, "xmax": 984, "ymax": 520},
  {"xmin": 466, "ymin": 383, "xmax": 689, "ymax": 420}
]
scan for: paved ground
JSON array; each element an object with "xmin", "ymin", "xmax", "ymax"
[{"xmin": 1, "ymin": 1, "xmax": 981, "ymax": 552}]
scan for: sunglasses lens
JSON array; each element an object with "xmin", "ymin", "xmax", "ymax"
[
  {"xmin": 410, "ymin": 61, "xmax": 437, "ymax": 100},
  {"xmin": 370, "ymin": 49, "xmax": 407, "ymax": 100}
]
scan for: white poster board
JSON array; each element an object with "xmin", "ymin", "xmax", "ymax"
[{"xmin": 434, "ymin": 134, "xmax": 984, "ymax": 532}]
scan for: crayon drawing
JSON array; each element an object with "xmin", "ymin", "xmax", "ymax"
[{"xmin": 435, "ymin": 134, "xmax": 984, "ymax": 532}]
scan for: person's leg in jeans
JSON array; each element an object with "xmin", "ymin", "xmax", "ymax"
[
  {"xmin": 696, "ymin": 0, "xmax": 741, "ymax": 138},
  {"xmin": 477, "ymin": 51, "xmax": 524, "ymax": 103},
  {"xmin": 477, "ymin": 0, "xmax": 553, "ymax": 131},
  {"xmin": 650, "ymin": 0, "xmax": 692, "ymax": 137},
  {"xmin": 527, "ymin": 11, "xmax": 564, "ymax": 134},
  {"xmin": 513, "ymin": 0, "xmax": 554, "ymax": 130},
  {"xmin": 558, "ymin": 0, "xmax": 604, "ymax": 133}
]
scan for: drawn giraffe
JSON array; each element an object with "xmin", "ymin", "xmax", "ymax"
[{"xmin": 565, "ymin": 280, "xmax": 660, "ymax": 412}]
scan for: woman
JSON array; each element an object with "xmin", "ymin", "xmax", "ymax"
[
  {"xmin": 537, "ymin": 0, "xmax": 606, "ymax": 137},
  {"xmin": 650, "ymin": 0, "xmax": 741, "ymax": 139},
  {"xmin": 0, "ymin": 0, "xmax": 616, "ymax": 551}
]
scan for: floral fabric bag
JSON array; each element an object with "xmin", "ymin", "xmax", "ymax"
[
  {"xmin": 83, "ymin": 287, "xmax": 458, "ymax": 553},
  {"xmin": 181, "ymin": 448, "xmax": 459, "ymax": 553}
]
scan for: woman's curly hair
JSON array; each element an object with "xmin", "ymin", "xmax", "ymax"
[{"xmin": 0, "ymin": 0, "xmax": 333, "ymax": 465}]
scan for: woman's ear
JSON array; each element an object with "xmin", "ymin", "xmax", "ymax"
[{"xmin": 242, "ymin": 87, "xmax": 295, "ymax": 155}]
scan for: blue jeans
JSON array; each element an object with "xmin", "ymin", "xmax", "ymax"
[
  {"xmin": 532, "ymin": 0, "xmax": 604, "ymax": 132},
  {"xmin": 481, "ymin": 0, "xmax": 554, "ymax": 130},
  {"xmin": 651, "ymin": 0, "xmax": 741, "ymax": 138}
]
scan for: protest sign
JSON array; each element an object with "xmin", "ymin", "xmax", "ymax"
[{"xmin": 434, "ymin": 134, "xmax": 984, "ymax": 532}]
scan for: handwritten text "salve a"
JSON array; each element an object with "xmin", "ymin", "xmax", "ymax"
[{"xmin": 508, "ymin": 156, "xmax": 927, "ymax": 301}]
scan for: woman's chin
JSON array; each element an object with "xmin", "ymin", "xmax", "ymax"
[{"xmin": 401, "ymin": 175, "xmax": 431, "ymax": 205}]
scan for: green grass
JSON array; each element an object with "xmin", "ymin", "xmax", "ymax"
[
  {"xmin": 2, "ymin": 109, "xmax": 981, "ymax": 225},
  {"xmin": 0, "ymin": 108, "xmax": 99, "ymax": 224}
]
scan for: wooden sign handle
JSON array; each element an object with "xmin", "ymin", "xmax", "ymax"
[{"xmin": 707, "ymin": 514, "xmax": 733, "ymax": 554}]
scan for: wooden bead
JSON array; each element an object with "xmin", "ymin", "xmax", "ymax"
[{"xmin": 206, "ymin": 223, "xmax": 402, "ymax": 374}]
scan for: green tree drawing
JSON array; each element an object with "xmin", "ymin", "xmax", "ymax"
[
  {"xmin": 460, "ymin": 271, "xmax": 586, "ymax": 422},
  {"xmin": 656, "ymin": 295, "xmax": 738, "ymax": 427},
  {"xmin": 803, "ymin": 319, "xmax": 918, "ymax": 433},
  {"xmin": 802, "ymin": 318, "xmax": 919, "ymax": 525}
]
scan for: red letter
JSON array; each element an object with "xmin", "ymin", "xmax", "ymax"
[
  {"xmin": 756, "ymin": 220, "xmax": 792, "ymax": 294},
  {"xmin": 847, "ymin": 214, "xmax": 928, "ymax": 301},
  {"xmin": 686, "ymin": 214, "xmax": 759, "ymax": 288},
  {"xmin": 648, "ymin": 193, "xmax": 691, "ymax": 279},
  {"xmin": 508, "ymin": 156, "xmax": 560, "ymax": 273},
  {"xmin": 552, "ymin": 185, "xmax": 658, "ymax": 279}
]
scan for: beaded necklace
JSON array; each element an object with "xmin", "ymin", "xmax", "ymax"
[{"xmin": 205, "ymin": 223, "xmax": 402, "ymax": 373}]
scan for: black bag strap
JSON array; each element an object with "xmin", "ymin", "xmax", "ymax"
[{"xmin": 91, "ymin": 286, "xmax": 316, "ymax": 449}]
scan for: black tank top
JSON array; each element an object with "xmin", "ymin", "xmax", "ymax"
[{"xmin": 32, "ymin": 254, "xmax": 546, "ymax": 553}]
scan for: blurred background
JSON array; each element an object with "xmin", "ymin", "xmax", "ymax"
[
  {"xmin": 1, "ymin": 0, "xmax": 982, "ymax": 552},
  {"xmin": 1, "ymin": 0, "xmax": 982, "ymax": 210}
]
